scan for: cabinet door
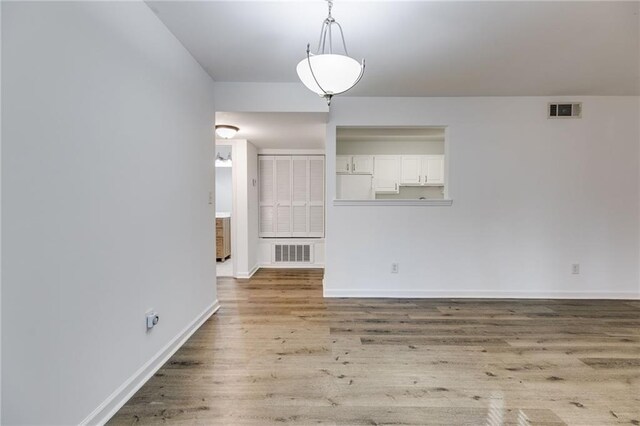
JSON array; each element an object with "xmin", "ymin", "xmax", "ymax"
[
  {"xmin": 336, "ymin": 155, "xmax": 351, "ymax": 174},
  {"xmin": 400, "ymin": 156, "xmax": 421, "ymax": 184},
  {"xmin": 308, "ymin": 156, "xmax": 325, "ymax": 237},
  {"xmin": 291, "ymin": 156, "xmax": 309, "ymax": 237},
  {"xmin": 258, "ymin": 156, "xmax": 276, "ymax": 237},
  {"xmin": 373, "ymin": 156, "xmax": 400, "ymax": 193},
  {"xmin": 423, "ymin": 155, "xmax": 444, "ymax": 185},
  {"xmin": 351, "ymin": 155, "xmax": 373, "ymax": 174},
  {"xmin": 275, "ymin": 156, "xmax": 292, "ymax": 237}
]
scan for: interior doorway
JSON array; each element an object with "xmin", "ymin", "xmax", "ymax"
[
  {"xmin": 213, "ymin": 111, "xmax": 328, "ymax": 282},
  {"xmin": 215, "ymin": 144, "xmax": 233, "ymax": 277}
]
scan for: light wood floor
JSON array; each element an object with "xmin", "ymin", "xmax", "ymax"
[{"xmin": 109, "ymin": 269, "xmax": 640, "ymax": 425}]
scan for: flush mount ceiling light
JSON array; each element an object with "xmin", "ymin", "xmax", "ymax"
[
  {"xmin": 296, "ymin": 0, "xmax": 365, "ymax": 105},
  {"xmin": 215, "ymin": 125, "xmax": 239, "ymax": 139}
]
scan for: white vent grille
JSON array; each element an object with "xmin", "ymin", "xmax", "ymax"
[
  {"xmin": 273, "ymin": 244, "xmax": 313, "ymax": 263},
  {"xmin": 548, "ymin": 102, "xmax": 582, "ymax": 118}
]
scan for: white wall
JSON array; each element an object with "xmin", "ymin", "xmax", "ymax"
[
  {"xmin": 215, "ymin": 146, "xmax": 233, "ymax": 214},
  {"xmin": 337, "ymin": 140, "xmax": 444, "ymax": 155},
  {"xmin": 219, "ymin": 139, "xmax": 259, "ymax": 278},
  {"xmin": 215, "ymin": 167, "xmax": 232, "ymax": 213},
  {"xmin": 0, "ymin": 3, "xmax": 3, "ymax": 421},
  {"xmin": 247, "ymin": 142, "xmax": 259, "ymax": 275},
  {"xmin": 1, "ymin": 2, "xmax": 217, "ymax": 424},
  {"xmin": 325, "ymin": 96, "xmax": 640, "ymax": 298},
  {"xmin": 214, "ymin": 82, "xmax": 328, "ymax": 113}
]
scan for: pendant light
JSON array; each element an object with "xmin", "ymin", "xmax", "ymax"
[
  {"xmin": 296, "ymin": 0, "xmax": 365, "ymax": 105},
  {"xmin": 215, "ymin": 125, "xmax": 239, "ymax": 139}
]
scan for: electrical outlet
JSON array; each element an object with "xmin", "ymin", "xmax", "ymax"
[
  {"xmin": 572, "ymin": 264, "xmax": 580, "ymax": 275},
  {"xmin": 391, "ymin": 263, "xmax": 399, "ymax": 274},
  {"xmin": 146, "ymin": 312, "xmax": 159, "ymax": 329}
]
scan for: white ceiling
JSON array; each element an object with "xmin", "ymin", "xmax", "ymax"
[
  {"xmin": 337, "ymin": 127, "xmax": 445, "ymax": 142},
  {"xmin": 148, "ymin": 1, "xmax": 639, "ymax": 96},
  {"xmin": 215, "ymin": 111, "xmax": 327, "ymax": 149}
]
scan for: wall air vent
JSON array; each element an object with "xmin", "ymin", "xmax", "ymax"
[
  {"xmin": 273, "ymin": 244, "xmax": 313, "ymax": 263},
  {"xmin": 548, "ymin": 102, "xmax": 582, "ymax": 119}
]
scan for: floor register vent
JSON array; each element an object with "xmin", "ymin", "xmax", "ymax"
[{"xmin": 274, "ymin": 244, "xmax": 313, "ymax": 263}]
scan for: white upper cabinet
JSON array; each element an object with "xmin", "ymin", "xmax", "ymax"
[
  {"xmin": 351, "ymin": 155, "xmax": 374, "ymax": 174},
  {"xmin": 259, "ymin": 155, "xmax": 324, "ymax": 238},
  {"xmin": 423, "ymin": 155, "xmax": 445, "ymax": 185},
  {"xmin": 400, "ymin": 155, "xmax": 445, "ymax": 186},
  {"xmin": 336, "ymin": 155, "xmax": 350, "ymax": 174},
  {"xmin": 400, "ymin": 156, "xmax": 422, "ymax": 184},
  {"xmin": 373, "ymin": 156, "xmax": 401, "ymax": 193},
  {"xmin": 334, "ymin": 153, "xmax": 444, "ymax": 198},
  {"xmin": 336, "ymin": 155, "xmax": 373, "ymax": 175}
]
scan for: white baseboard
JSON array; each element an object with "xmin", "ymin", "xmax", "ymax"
[
  {"xmin": 81, "ymin": 300, "xmax": 221, "ymax": 426},
  {"xmin": 323, "ymin": 289, "xmax": 640, "ymax": 300},
  {"xmin": 236, "ymin": 263, "xmax": 259, "ymax": 279}
]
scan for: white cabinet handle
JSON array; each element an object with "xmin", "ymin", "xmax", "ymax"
[
  {"xmin": 418, "ymin": 176, "xmax": 421, "ymax": 183},
  {"xmin": 346, "ymin": 163, "xmax": 349, "ymax": 172},
  {"xmin": 353, "ymin": 163, "xmax": 356, "ymax": 172},
  {"xmin": 395, "ymin": 183, "xmax": 398, "ymax": 191}
]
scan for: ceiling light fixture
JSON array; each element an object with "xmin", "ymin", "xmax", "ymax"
[
  {"xmin": 296, "ymin": 0, "xmax": 365, "ymax": 105},
  {"xmin": 215, "ymin": 125, "xmax": 239, "ymax": 139}
]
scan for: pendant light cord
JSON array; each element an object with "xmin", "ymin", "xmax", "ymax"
[{"xmin": 315, "ymin": 0, "xmax": 350, "ymax": 56}]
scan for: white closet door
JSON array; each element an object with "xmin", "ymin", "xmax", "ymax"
[
  {"xmin": 291, "ymin": 156, "xmax": 309, "ymax": 236},
  {"xmin": 258, "ymin": 156, "xmax": 276, "ymax": 237},
  {"xmin": 308, "ymin": 156, "xmax": 325, "ymax": 237},
  {"xmin": 274, "ymin": 156, "xmax": 292, "ymax": 237},
  {"xmin": 259, "ymin": 155, "xmax": 324, "ymax": 239}
]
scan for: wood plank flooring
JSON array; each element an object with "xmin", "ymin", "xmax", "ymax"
[{"xmin": 109, "ymin": 269, "xmax": 640, "ymax": 425}]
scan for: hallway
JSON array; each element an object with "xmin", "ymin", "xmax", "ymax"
[{"xmin": 110, "ymin": 269, "xmax": 640, "ymax": 425}]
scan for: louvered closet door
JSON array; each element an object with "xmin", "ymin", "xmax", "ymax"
[
  {"xmin": 275, "ymin": 156, "xmax": 292, "ymax": 237},
  {"xmin": 258, "ymin": 156, "xmax": 276, "ymax": 237},
  {"xmin": 291, "ymin": 156, "xmax": 309, "ymax": 237},
  {"xmin": 308, "ymin": 156, "xmax": 325, "ymax": 237}
]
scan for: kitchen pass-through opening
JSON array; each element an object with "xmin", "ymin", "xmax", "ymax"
[{"xmin": 335, "ymin": 126, "xmax": 447, "ymax": 201}]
